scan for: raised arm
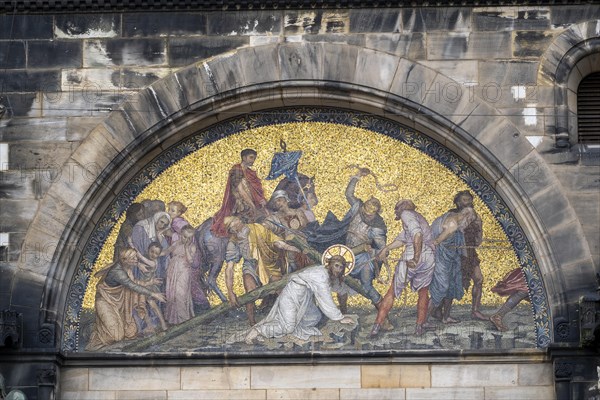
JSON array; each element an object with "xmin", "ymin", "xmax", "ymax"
[{"xmin": 345, "ymin": 176, "xmax": 361, "ymax": 206}]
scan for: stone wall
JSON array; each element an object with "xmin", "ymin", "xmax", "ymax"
[
  {"xmin": 60, "ymin": 362, "xmax": 555, "ymax": 400},
  {"xmin": 1, "ymin": 5, "xmax": 599, "ymax": 399}
]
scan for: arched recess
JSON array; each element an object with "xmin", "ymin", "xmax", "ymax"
[
  {"xmin": 539, "ymin": 19, "xmax": 600, "ymax": 148},
  {"xmin": 18, "ymin": 42, "xmax": 593, "ymax": 351}
]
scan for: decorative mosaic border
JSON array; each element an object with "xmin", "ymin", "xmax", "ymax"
[{"xmin": 61, "ymin": 107, "xmax": 551, "ymax": 352}]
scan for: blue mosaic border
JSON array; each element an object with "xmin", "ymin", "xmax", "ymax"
[{"xmin": 61, "ymin": 107, "xmax": 551, "ymax": 351}]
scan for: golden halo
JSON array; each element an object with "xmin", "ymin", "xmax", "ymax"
[{"xmin": 321, "ymin": 244, "xmax": 356, "ymax": 276}]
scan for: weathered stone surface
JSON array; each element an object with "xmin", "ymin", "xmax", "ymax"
[
  {"xmin": 168, "ymin": 36, "xmax": 248, "ymax": 67},
  {"xmin": 267, "ymin": 389, "xmax": 340, "ymax": 400},
  {"xmin": 423, "ymin": 60, "xmax": 478, "ymax": 85},
  {"xmin": 314, "ymin": 11, "xmax": 350, "ymax": 34},
  {"xmin": 42, "ymin": 91, "xmax": 122, "ymax": 118},
  {"xmin": 0, "ymin": 199, "xmax": 37, "ymax": 232},
  {"xmin": 62, "ymin": 391, "xmax": 116, "ymax": 400},
  {"xmin": 70, "ymin": 126, "xmax": 120, "ymax": 175},
  {"xmin": 514, "ymin": 31, "xmax": 554, "ymax": 58},
  {"xmin": 202, "ymin": 51, "xmax": 246, "ymax": 94},
  {"xmin": 390, "ymin": 58, "xmax": 438, "ymax": 105},
  {"xmin": 518, "ymin": 363, "xmax": 553, "ymax": 386},
  {"xmin": 55, "ymin": 14, "xmax": 120, "ymax": 38},
  {"xmin": 27, "ymin": 40, "xmax": 83, "ymax": 69},
  {"xmin": 89, "ymin": 367, "xmax": 180, "ymax": 391},
  {"xmin": 549, "ymin": 164, "xmax": 600, "ymax": 192},
  {"xmin": 10, "ymin": 269, "xmax": 45, "ymax": 309},
  {"xmin": 168, "ymin": 390, "xmax": 266, "ymax": 400},
  {"xmin": 342, "ymin": 388, "xmax": 407, "ymax": 399},
  {"xmin": 530, "ymin": 185, "xmax": 578, "ymax": 235},
  {"xmin": 550, "ymin": 5, "xmax": 600, "ymax": 27},
  {"xmin": 8, "ymin": 142, "xmax": 75, "ymax": 170},
  {"xmin": 479, "ymin": 61, "xmax": 538, "ymax": 86},
  {"xmin": 279, "ymin": 42, "xmax": 324, "ymax": 81},
  {"xmin": 0, "ymin": 266, "xmax": 15, "ymax": 305},
  {"xmin": 499, "ymin": 107, "xmax": 545, "ymax": 136},
  {"xmin": 427, "ymin": 32, "xmax": 512, "ymax": 60},
  {"xmin": 237, "ymin": 46, "xmax": 281, "ymax": 86},
  {"xmin": 431, "ymin": 364, "xmax": 517, "ymax": 387},
  {"xmin": 174, "ymin": 65, "xmax": 207, "ymax": 107},
  {"xmin": 0, "ymin": 93, "xmax": 40, "ymax": 118},
  {"xmin": 0, "ymin": 15, "xmax": 53, "ymax": 39},
  {"xmin": 510, "ymin": 150, "xmax": 555, "ymax": 198},
  {"xmin": 323, "ymin": 44, "xmax": 358, "ymax": 84},
  {"xmin": 402, "ymin": 8, "xmax": 471, "ymax": 32},
  {"xmin": 349, "ymin": 9, "xmax": 401, "ymax": 33},
  {"xmin": 405, "ymin": 387, "xmax": 484, "ymax": 400},
  {"xmin": 251, "ymin": 365, "xmax": 361, "ymax": 389},
  {"xmin": 181, "ymin": 367, "xmax": 250, "ymax": 390},
  {"xmin": 484, "ymin": 386, "xmax": 555, "ymax": 400},
  {"xmin": 121, "ymin": 68, "xmax": 172, "ymax": 90},
  {"xmin": 0, "ymin": 170, "xmax": 51, "ymax": 200},
  {"xmin": 473, "ymin": 8, "xmax": 550, "ymax": 31},
  {"xmin": 0, "ymin": 70, "xmax": 61, "ymax": 93},
  {"xmin": 354, "ymin": 48, "xmax": 399, "ymax": 92},
  {"xmin": 548, "ymin": 219, "xmax": 591, "ymax": 267},
  {"xmin": 475, "ymin": 119, "xmax": 532, "ymax": 171},
  {"xmin": 284, "ymin": 10, "xmax": 349, "ymax": 35},
  {"xmin": 206, "ymin": 11, "xmax": 281, "ymax": 35},
  {"xmin": 61, "ymin": 369, "xmax": 89, "ymax": 392},
  {"xmin": 62, "ymin": 68, "xmax": 121, "ymax": 92},
  {"xmin": 365, "ymin": 33, "xmax": 426, "ymax": 59},
  {"xmin": 123, "ymin": 12, "xmax": 206, "ymax": 37},
  {"xmin": 84, "ymin": 39, "xmax": 167, "ymax": 67},
  {"xmin": 303, "ymin": 34, "xmax": 365, "ymax": 47},
  {"xmin": 117, "ymin": 391, "xmax": 167, "ymax": 400},
  {"xmin": 67, "ymin": 116, "xmax": 103, "ymax": 142},
  {"xmin": 0, "ymin": 41, "xmax": 26, "ymax": 69}
]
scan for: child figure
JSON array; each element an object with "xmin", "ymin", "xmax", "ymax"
[
  {"xmin": 164, "ymin": 225, "xmax": 197, "ymax": 325},
  {"xmin": 167, "ymin": 201, "xmax": 190, "ymax": 244},
  {"xmin": 133, "ymin": 242, "xmax": 169, "ymax": 333}
]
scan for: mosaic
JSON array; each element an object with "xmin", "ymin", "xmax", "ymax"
[{"xmin": 62, "ymin": 108, "xmax": 550, "ymax": 353}]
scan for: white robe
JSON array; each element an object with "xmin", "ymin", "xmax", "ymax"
[{"xmin": 255, "ymin": 265, "xmax": 344, "ymax": 341}]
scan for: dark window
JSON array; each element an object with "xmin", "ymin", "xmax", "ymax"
[{"xmin": 578, "ymin": 72, "xmax": 600, "ymax": 144}]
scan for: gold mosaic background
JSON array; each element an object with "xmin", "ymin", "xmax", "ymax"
[{"xmin": 83, "ymin": 122, "xmax": 519, "ymax": 310}]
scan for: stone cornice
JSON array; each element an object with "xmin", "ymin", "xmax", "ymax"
[{"xmin": 1, "ymin": 0, "xmax": 599, "ymax": 14}]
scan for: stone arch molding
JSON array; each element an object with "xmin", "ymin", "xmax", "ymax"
[
  {"xmin": 18, "ymin": 42, "xmax": 593, "ymax": 350},
  {"xmin": 538, "ymin": 19, "xmax": 600, "ymax": 147}
]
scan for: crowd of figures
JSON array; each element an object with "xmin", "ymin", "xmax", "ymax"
[{"xmin": 86, "ymin": 148, "xmax": 529, "ymax": 351}]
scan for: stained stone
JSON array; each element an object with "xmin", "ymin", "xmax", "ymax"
[
  {"xmin": 349, "ymin": 9, "xmax": 401, "ymax": 33},
  {"xmin": 55, "ymin": 14, "xmax": 120, "ymax": 38},
  {"xmin": 168, "ymin": 37, "xmax": 248, "ymax": 67},
  {"xmin": 0, "ymin": 15, "xmax": 53, "ymax": 39},
  {"xmin": 27, "ymin": 40, "xmax": 83, "ymax": 69},
  {"xmin": 514, "ymin": 31, "xmax": 555, "ymax": 58},
  {"xmin": 0, "ymin": 41, "xmax": 25, "ymax": 69},
  {"xmin": 123, "ymin": 12, "xmax": 206, "ymax": 37}
]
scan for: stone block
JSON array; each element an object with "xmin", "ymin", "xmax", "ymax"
[
  {"xmin": 27, "ymin": 40, "xmax": 82, "ymax": 69},
  {"xmin": 475, "ymin": 119, "xmax": 532, "ymax": 172},
  {"xmin": 84, "ymin": 39, "xmax": 167, "ymax": 67},
  {"xmin": 268, "ymin": 388, "xmax": 340, "ymax": 399},
  {"xmin": 181, "ymin": 367, "xmax": 250, "ymax": 390},
  {"xmin": 518, "ymin": 363, "xmax": 553, "ymax": 386},
  {"xmin": 402, "ymin": 8, "xmax": 471, "ymax": 32},
  {"xmin": 349, "ymin": 9, "xmax": 401, "ymax": 33},
  {"xmin": 548, "ymin": 220, "xmax": 591, "ymax": 271},
  {"xmin": 514, "ymin": 31, "xmax": 554, "ymax": 58},
  {"xmin": 365, "ymin": 33, "xmax": 426, "ymax": 59},
  {"xmin": 361, "ymin": 365, "xmax": 431, "ymax": 389},
  {"xmin": 3, "ymin": 232, "xmax": 25, "ymax": 262},
  {"xmin": 174, "ymin": 65, "xmax": 206, "ymax": 107},
  {"xmin": 284, "ymin": 11, "xmax": 319, "ymax": 34},
  {"xmin": 0, "ymin": 41, "xmax": 25, "ymax": 69},
  {"xmin": 70, "ymin": 126, "xmax": 119, "ymax": 174},
  {"xmin": 427, "ymin": 32, "xmax": 512, "ymax": 60},
  {"xmin": 278, "ymin": 42, "xmax": 324, "ymax": 81},
  {"xmin": 207, "ymin": 11, "xmax": 281, "ymax": 35},
  {"xmin": 0, "ymin": 169, "xmax": 51, "ymax": 200},
  {"xmin": 203, "ymin": 51, "xmax": 245, "ymax": 94},
  {"xmin": 235, "ymin": 45, "xmax": 281, "ymax": 86},
  {"xmin": 0, "ymin": 118, "xmax": 67, "ymax": 142},
  {"xmin": 0, "ymin": 266, "xmax": 15, "ymax": 303},
  {"xmin": 303, "ymin": 34, "xmax": 365, "ymax": 47},
  {"xmin": 390, "ymin": 58, "xmax": 438, "ymax": 105},
  {"xmin": 484, "ymin": 386, "xmax": 555, "ymax": 399},
  {"xmin": 251, "ymin": 365, "xmax": 361, "ymax": 389},
  {"xmin": 0, "ymin": 199, "xmax": 37, "ymax": 232},
  {"xmin": 41, "ymin": 91, "xmax": 122, "ymax": 118},
  {"xmin": 405, "ymin": 387, "xmax": 484, "ymax": 400},
  {"xmin": 67, "ymin": 116, "xmax": 103, "ymax": 142},
  {"xmin": 89, "ymin": 367, "xmax": 180, "ymax": 391},
  {"xmin": 341, "ymin": 388, "xmax": 406, "ymax": 400},
  {"xmin": 62, "ymin": 391, "xmax": 116, "ymax": 400},
  {"xmin": 61, "ymin": 368, "xmax": 89, "ymax": 392},
  {"xmin": 168, "ymin": 390, "xmax": 266, "ymax": 400},
  {"xmin": 322, "ymin": 44, "xmax": 358, "ymax": 83},
  {"xmin": 550, "ymin": 5, "xmax": 600, "ymax": 27},
  {"xmin": 62, "ymin": 68, "xmax": 121, "ymax": 92},
  {"xmin": 530, "ymin": 185, "xmax": 577, "ymax": 235},
  {"xmin": 0, "ymin": 15, "xmax": 53, "ymax": 39},
  {"xmin": 479, "ymin": 61, "xmax": 538, "ymax": 87},
  {"xmin": 119, "ymin": 88, "xmax": 168, "ymax": 134},
  {"xmin": 39, "ymin": 192, "xmax": 76, "ymax": 227},
  {"xmin": 549, "ymin": 164, "xmax": 600, "ymax": 192},
  {"xmin": 102, "ymin": 109, "xmax": 141, "ymax": 147},
  {"xmin": 354, "ymin": 48, "xmax": 400, "ymax": 92},
  {"xmin": 123, "ymin": 12, "xmax": 206, "ymax": 37},
  {"xmin": 423, "ymin": 60, "xmax": 478, "ymax": 85},
  {"xmin": 168, "ymin": 37, "xmax": 248, "ymax": 67},
  {"xmin": 10, "ymin": 269, "xmax": 45, "ymax": 309},
  {"xmin": 121, "ymin": 68, "xmax": 172, "ymax": 90},
  {"xmin": 0, "ymin": 93, "xmax": 40, "ymax": 118},
  {"xmin": 0, "ymin": 70, "xmax": 61, "ymax": 93},
  {"xmin": 116, "ymin": 391, "xmax": 167, "ymax": 400},
  {"xmin": 431, "ymin": 364, "xmax": 517, "ymax": 387},
  {"xmin": 55, "ymin": 14, "xmax": 120, "ymax": 38},
  {"xmin": 317, "ymin": 11, "xmax": 350, "ymax": 34},
  {"xmin": 499, "ymin": 107, "xmax": 545, "ymax": 136}
]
